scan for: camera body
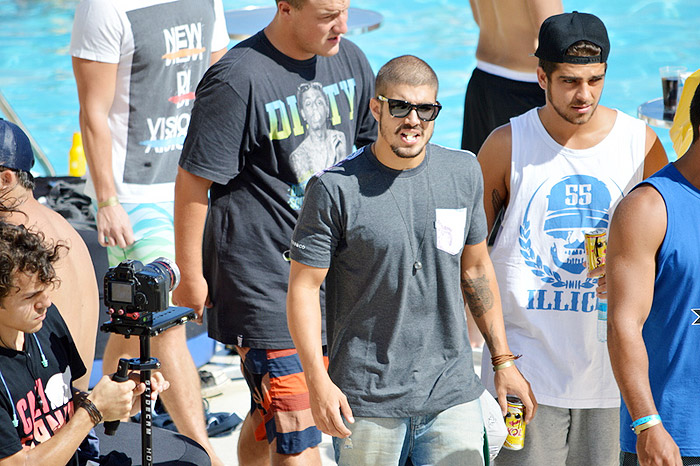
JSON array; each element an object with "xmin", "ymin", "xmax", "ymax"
[{"xmin": 104, "ymin": 257, "xmax": 180, "ymax": 325}]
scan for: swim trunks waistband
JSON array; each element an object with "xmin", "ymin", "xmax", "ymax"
[{"xmin": 476, "ymin": 60, "xmax": 539, "ymax": 83}]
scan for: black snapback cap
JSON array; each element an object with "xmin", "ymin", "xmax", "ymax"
[
  {"xmin": 0, "ymin": 118, "xmax": 34, "ymax": 172},
  {"xmin": 534, "ymin": 11, "xmax": 610, "ymax": 64}
]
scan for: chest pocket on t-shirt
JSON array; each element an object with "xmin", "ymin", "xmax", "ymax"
[{"xmin": 435, "ymin": 208, "xmax": 467, "ymax": 255}]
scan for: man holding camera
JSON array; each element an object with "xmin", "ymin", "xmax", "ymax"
[{"xmin": 0, "ymin": 221, "xmax": 168, "ymax": 466}]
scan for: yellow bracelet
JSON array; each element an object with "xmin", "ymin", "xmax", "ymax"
[
  {"xmin": 493, "ymin": 360, "xmax": 515, "ymax": 371},
  {"xmin": 97, "ymin": 196, "xmax": 119, "ymax": 209},
  {"xmin": 634, "ymin": 418, "xmax": 662, "ymax": 435}
]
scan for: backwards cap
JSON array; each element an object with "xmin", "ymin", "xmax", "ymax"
[
  {"xmin": 0, "ymin": 119, "xmax": 34, "ymax": 172},
  {"xmin": 534, "ymin": 11, "xmax": 610, "ymax": 64}
]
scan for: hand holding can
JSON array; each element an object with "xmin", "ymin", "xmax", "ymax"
[
  {"xmin": 585, "ymin": 229, "xmax": 608, "ymax": 342},
  {"xmin": 503, "ymin": 396, "xmax": 526, "ymax": 450}
]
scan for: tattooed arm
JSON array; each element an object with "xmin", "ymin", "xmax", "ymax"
[
  {"xmin": 476, "ymin": 124, "xmax": 512, "ymax": 233},
  {"xmin": 461, "ymin": 240, "xmax": 537, "ymax": 422}
]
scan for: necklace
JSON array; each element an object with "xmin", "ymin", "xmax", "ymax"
[{"xmin": 380, "ymin": 154, "xmax": 432, "ymax": 275}]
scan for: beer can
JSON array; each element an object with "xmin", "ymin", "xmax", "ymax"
[
  {"xmin": 503, "ymin": 396, "xmax": 526, "ymax": 450},
  {"xmin": 584, "ymin": 229, "xmax": 607, "ymax": 272}
]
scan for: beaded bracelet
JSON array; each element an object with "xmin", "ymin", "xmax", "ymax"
[{"xmin": 630, "ymin": 414, "xmax": 661, "ymax": 435}]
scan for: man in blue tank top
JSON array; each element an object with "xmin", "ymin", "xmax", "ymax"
[{"xmin": 607, "ymin": 84, "xmax": 700, "ymax": 465}]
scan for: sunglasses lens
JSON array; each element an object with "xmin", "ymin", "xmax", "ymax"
[
  {"xmin": 388, "ymin": 100, "xmax": 412, "ymax": 118},
  {"xmin": 416, "ymin": 105, "xmax": 438, "ymax": 121}
]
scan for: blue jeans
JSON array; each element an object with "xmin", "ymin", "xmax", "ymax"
[{"xmin": 333, "ymin": 399, "xmax": 485, "ymax": 466}]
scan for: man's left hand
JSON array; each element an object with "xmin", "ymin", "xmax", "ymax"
[{"xmin": 493, "ymin": 365, "xmax": 537, "ymax": 424}]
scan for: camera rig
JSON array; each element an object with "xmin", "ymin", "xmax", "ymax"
[{"xmin": 99, "ymin": 257, "xmax": 195, "ymax": 466}]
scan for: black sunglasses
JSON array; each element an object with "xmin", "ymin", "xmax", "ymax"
[{"xmin": 376, "ymin": 95, "xmax": 442, "ymax": 121}]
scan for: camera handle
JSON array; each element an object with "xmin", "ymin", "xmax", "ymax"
[
  {"xmin": 103, "ymin": 358, "xmax": 131, "ymax": 435},
  {"xmin": 99, "ymin": 306, "xmax": 192, "ymax": 466}
]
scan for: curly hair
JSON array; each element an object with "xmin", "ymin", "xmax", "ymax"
[{"xmin": 0, "ymin": 222, "xmax": 65, "ymax": 300}]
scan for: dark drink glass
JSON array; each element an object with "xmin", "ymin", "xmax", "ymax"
[{"xmin": 660, "ymin": 66, "xmax": 686, "ymax": 118}]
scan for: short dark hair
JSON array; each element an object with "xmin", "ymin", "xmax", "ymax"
[
  {"xmin": 539, "ymin": 41, "xmax": 607, "ymax": 77},
  {"xmin": 375, "ymin": 55, "xmax": 439, "ymax": 98},
  {"xmin": 276, "ymin": 0, "xmax": 304, "ymax": 8},
  {"xmin": 0, "ymin": 222, "xmax": 64, "ymax": 301},
  {"xmin": 691, "ymin": 84, "xmax": 700, "ymax": 144},
  {"xmin": 0, "ymin": 166, "xmax": 35, "ymax": 191}
]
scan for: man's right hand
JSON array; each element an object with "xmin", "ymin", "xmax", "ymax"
[
  {"xmin": 636, "ymin": 424, "xmax": 682, "ymax": 466},
  {"xmin": 308, "ymin": 375, "xmax": 354, "ymax": 438},
  {"xmin": 89, "ymin": 374, "xmax": 138, "ymax": 422},
  {"xmin": 172, "ymin": 273, "xmax": 210, "ymax": 323},
  {"xmin": 97, "ymin": 203, "xmax": 134, "ymax": 248}
]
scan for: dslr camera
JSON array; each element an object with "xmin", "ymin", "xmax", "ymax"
[{"xmin": 103, "ymin": 257, "xmax": 192, "ymax": 333}]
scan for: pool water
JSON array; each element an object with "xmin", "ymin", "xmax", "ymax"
[{"xmin": 1, "ymin": 0, "xmax": 699, "ymax": 175}]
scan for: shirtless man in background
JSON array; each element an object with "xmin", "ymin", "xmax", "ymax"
[
  {"xmin": 461, "ymin": 0, "xmax": 562, "ymax": 348},
  {"xmin": 461, "ymin": 0, "xmax": 563, "ymax": 155},
  {"xmin": 0, "ymin": 119, "xmax": 98, "ymax": 392}
]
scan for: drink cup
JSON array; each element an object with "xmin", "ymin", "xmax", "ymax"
[{"xmin": 660, "ymin": 66, "xmax": 687, "ymax": 117}]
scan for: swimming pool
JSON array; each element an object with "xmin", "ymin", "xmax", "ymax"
[{"xmin": 1, "ymin": 0, "xmax": 699, "ymax": 175}]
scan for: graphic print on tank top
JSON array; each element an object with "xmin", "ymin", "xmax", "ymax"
[{"xmin": 519, "ymin": 174, "xmax": 622, "ymax": 313}]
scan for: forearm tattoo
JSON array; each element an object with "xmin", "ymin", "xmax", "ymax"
[{"xmin": 461, "ymin": 274, "xmax": 494, "ymax": 319}]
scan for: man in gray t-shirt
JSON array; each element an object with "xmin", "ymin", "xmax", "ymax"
[{"xmin": 288, "ymin": 55, "xmax": 536, "ymax": 465}]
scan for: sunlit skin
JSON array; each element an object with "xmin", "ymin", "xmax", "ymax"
[
  {"xmin": 0, "ymin": 271, "xmax": 53, "ymax": 350},
  {"xmin": 279, "ymin": 0, "xmax": 350, "ymax": 60},
  {"xmin": 370, "ymin": 84, "xmax": 437, "ymax": 169},
  {"xmin": 541, "ymin": 62, "xmax": 606, "ymax": 125}
]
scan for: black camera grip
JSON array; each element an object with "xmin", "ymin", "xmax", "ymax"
[{"xmin": 103, "ymin": 359, "xmax": 130, "ymax": 436}]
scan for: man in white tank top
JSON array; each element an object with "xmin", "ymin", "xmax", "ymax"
[{"xmin": 477, "ymin": 12, "xmax": 668, "ymax": 466}]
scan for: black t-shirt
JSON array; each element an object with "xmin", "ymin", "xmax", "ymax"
[
  {"xmin": 180, "ymin": 31, "xmax": 377, "ymax": 348},
  {"xmin": 0, "ymin": 305, "xmax": 86, "ymax": 464}
]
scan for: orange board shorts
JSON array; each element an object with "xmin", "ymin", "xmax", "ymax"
[{"xmin": 236, "ymin": 347, "xmax": 329, "ymax": 455}]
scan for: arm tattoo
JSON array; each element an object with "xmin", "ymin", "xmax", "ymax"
[{"xmin": 461, "ymin": 274, "xmax": 494, "ymax": 319}]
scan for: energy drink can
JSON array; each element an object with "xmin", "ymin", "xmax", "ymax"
[
  {"xmin": 503, "ymin": 396, "xmax": 526, "ymax": 450},
  {"xmin": 584, "ymin": 229, "xmax": 607, "ymax": 271}
]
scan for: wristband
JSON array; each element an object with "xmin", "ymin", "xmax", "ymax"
[
  {"xmin": 97, "ymin": 196, "xmax": 119, "ymax": 209},
  {"xmin": 493, "ymin": 360, "xmax": 515, "ymax": 371},
  {"xmin": 74, "ymin": 391, "xmax": 103, "ymax": 426},
  {"xmin": 630, "ymin": 414, "xmax": 661, "ymax": 435}
]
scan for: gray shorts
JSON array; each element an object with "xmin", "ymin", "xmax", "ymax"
[{"xmin": 494, "ymin": 404, "xmax": 618, "ymax": 466}]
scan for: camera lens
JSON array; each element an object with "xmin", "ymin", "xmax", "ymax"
[{"xmin": 144, "ymin": 257, "xmax": 181, "ymax": 291}]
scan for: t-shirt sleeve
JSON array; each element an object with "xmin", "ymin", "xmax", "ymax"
[
  {"xmin": 290, "ymin": 176, "xmax": 341, "ymax": 268},
  {"xmin": 50, "ymin": 306, "xmax": 87, "ymax": 382},
  {"xmin": 352, "ymin": 49, "xmax": 377, "ymax": 148},
  {"xmin": 69, "ymin": 0, "xmax": 124, "ymax": 63},
  {"xmin": 465, "ymin": 157, "xmax": 488, "ymax": 245},
  {"xmin": 179, "ymin": 75, "xmax": 246, "ymax": 185},
  {"xmin": 210, "ymin": 0, "xmax": 230, "ymax": 52}
]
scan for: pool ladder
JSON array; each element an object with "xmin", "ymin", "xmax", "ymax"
[{"xmin": 0, "ymin": 89, "xmax": 56, "ymax": 176}]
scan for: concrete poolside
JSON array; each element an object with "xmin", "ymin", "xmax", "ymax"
[{"xmin": 203, "ymin": 345, "xmax": 483, "ymax": 466}]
